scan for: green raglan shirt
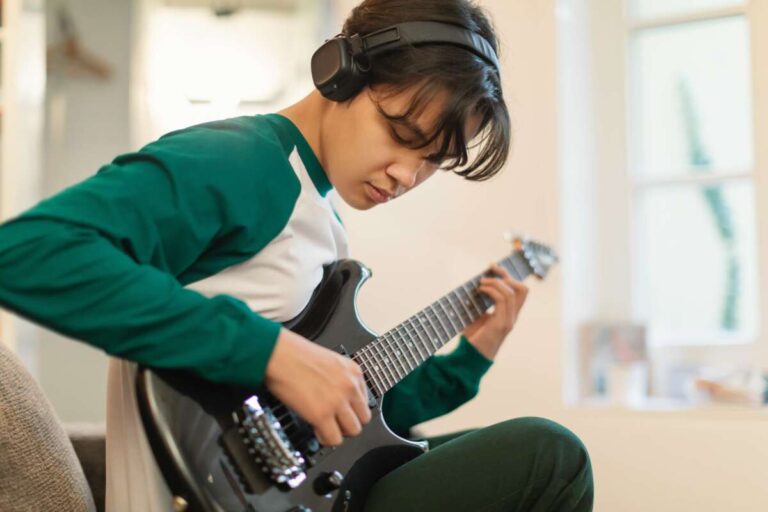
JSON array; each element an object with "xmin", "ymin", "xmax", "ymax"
[{"xmin": 0, "ymin": 113, "xmax": 492, "ymax": 434}]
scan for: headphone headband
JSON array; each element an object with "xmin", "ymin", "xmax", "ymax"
[
  {"xmin": 353, "ymin": 21, "xmax": 499, "ymax": 72},
  {"xmin": 311, "ymin": 20, "xmax": 500, "ymax": 102}
]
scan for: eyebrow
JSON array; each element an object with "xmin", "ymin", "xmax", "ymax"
[{"xmin": 392, "ymin": 116, "xmax": 429, "ymax": 144}]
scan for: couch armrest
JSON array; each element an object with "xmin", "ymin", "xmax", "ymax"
[{"xmin": 66, "ymin": 423, "xmax": 106, "ymax": 512}]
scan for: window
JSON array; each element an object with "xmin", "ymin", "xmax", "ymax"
[
  {"xmin": 559, "ymin": 0, "xmax": 768, "ymax": 406},
  {"xmin": 629, "ymin": 9, "xmax": 758, "ymax": 345}
]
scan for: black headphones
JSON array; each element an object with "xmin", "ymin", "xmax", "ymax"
[{"xmin": 311, "ymin": 21, "xmax": 500, "ymax": 102}]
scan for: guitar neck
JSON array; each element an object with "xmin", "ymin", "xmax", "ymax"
[{"xmin": 353, "ymin": 251, "xmax": 534, "ymax": 396}]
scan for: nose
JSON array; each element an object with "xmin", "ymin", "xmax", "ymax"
[{"xmin": 385, "ymin": 159, "xmax": 425, "ymax": 192}]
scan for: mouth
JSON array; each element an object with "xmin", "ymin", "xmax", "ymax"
[{"xmin": 365, "ymin": 182, "xmax": 394, "ymax": 204}]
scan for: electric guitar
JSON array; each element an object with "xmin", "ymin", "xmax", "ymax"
[{"xmin": 136, "ymin": 237, "xmax": 558, "ymax": 512}]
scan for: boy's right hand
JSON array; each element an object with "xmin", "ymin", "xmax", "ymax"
[{"xmin": 263, "ymin": 328, "xmax": 372, "ymax": 447}]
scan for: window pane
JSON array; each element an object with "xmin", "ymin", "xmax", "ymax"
[
  {"xmin": 629, "ymin": 0, "xmax": 743, "ymax": 20},
  {"xmin": 631, "ymin": 17, "xmax": 753, "ymax": 178},
  {"xmin": 635, "ymin": 182, "xmax": 759, "ymax": 344}
]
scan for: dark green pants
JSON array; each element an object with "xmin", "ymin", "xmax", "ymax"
[{"xmin": 364, "ymin": 417, "xmax": 594, "ymax": 512}]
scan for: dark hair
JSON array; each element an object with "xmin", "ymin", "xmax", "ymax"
[{"xmin": 343, "ymin": 0, "xmax": 510, "ymax": 181}]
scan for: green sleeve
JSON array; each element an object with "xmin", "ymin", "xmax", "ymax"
[
  {"xmin": 382, "ymin": 335, "xmax": 493, "ymax": 436},
  {"xmin": 0, "ymin": 118, "xmax": 300, "ymax": 388}
]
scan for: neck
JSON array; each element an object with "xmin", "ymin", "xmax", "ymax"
[
  {"xmin": 278, "ymin": 90, "xmax": 332, "ymax": 172},
  {"xmin": 352, "ymin": 251, "xmax": 535, "ymax": 396}
]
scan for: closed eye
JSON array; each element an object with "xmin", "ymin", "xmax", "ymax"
[
  {"xmin": 389, "ymin": 125, "xmax": 422, "ymax": 146},
  {"xmin": 425, "ymin": 154, "xmax": 443, "ymax": 165}
]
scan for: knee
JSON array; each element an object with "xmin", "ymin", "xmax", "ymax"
[
  {"xmin": 496, "ymin": 417, "xmax": 593, "ymax": 489},
  {"xmin": 515, "ymin": 417, "xmax": 589, "ymax": 458}
]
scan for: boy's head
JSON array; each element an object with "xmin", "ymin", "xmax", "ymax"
[{"xmin": 313, "ymin": 0, "xmax": 509, "ymax": 209}]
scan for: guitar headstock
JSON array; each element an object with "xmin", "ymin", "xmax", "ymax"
[{"xmin": 512, "ymin": 236, "xmax": 559, "ymax": 279}]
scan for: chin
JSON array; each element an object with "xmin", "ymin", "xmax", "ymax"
[
  {"xmin": 349, "ymin": 198, "xmax": 377, "ymax": 211},
  {"xmin": 336, "ymin": 189, "xmax": 375, "ymax": 211}
]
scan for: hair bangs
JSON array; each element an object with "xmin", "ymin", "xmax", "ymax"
[{"xmin": 371, "ymin": 78, "xmax": 508, "ymax": 180}]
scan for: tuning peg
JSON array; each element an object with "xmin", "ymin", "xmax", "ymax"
[{"xmin": 503, "ymin": 232, "xmax": 529, "ymax": 251}]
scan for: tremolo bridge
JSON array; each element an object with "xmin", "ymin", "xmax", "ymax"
[{"xmin": 235, "ymin": 395, "xmax": 308, "ymax": 489}]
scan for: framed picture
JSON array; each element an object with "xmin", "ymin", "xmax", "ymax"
[{"xmin": 579, "ymin": 323, "xmax": 648, "ymax": 400}]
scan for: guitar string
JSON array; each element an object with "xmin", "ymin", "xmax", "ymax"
[
  {"xmin": 269, "ymin": 270, "xmax": 519, "ymax": 434},
  {"xmin": 253, "ymin": 254, "xmax": 529, "ymax": 447}
]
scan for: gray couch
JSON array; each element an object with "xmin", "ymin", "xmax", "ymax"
[{"xmin": 0, "ymin": 342, "xmax": 106, "ymax": 512}]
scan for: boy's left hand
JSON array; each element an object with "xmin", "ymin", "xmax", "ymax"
[{"xmin": 462, "ymin": 262, "xmax": 529, "ymax": 360}]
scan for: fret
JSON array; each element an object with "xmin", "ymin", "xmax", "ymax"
[
  {"xmin": 358, "ymin": 347, "xmax": 386, "ymax": 395},
  {"xmin": 383, "ymin": 333, "xmax": 408, "ymax": 381},
  {"xmin": 456, "ymin": 286, "xmax": 480, "ymax": 320},
  {"xmin": 351, "ymin": 350, "xmax": 368, "ymax": 387},
  {"xmin": 399, "ymin": 321, "xmax": 423, "ymax": 369},
  {"xmin": 371, "ymin": 341, "xmax": 397, "ymax": 390},
  {"xmin": 427, "ymin": 304, "xmax": 451, "ymax": 344},
  {"xmin": 359, "ymin": 356, "xmax": 384, "ymax": 397},
  {"xmin": 414, "ymin": 313, "xmax": 441, "ymax": 360},
  {"xmin": 434, "ymin": 298, "xmax": 454, "ymax": 333},
  {"xmin": 407, "ymin": 321, "xmax": 428, "ymax": 365},
  {"xmin": 414, "ymin": 315, "xmax": 436, "ymax": 358},
  {"xmin": 461, "ymin": 282, "xmax": 485, "ymax": 315},
  {"xmin": 365, "ymin": 345, "xmax": 390, "ymax": 392},
  {"xmin": 367, "ymin": 368, "xmax": 385, "ymax": 396},
  {"xmin": 391, "ymin": 327, "xmax": 416, "ymax": 375},
  {"xmin": 420, "ymin": 311, "xmax": 443, "ymax": 352},
  {"xmin": 384, "ymin": 333, "xmax": 405, "ymax": 380},
  {"xmin": 471, "ymin": 274, "xmax": 495, "ymax": 310},
  {"xmin": 414, "ymin": 311, "xmax": 430, "ymax": 361},
  {"xmin": 410, "ymin": 316, "xmax": 433, "ymax": 361},
  {"xmin": 434, "ymin": 301, "xmax": 457, "ymax": 338},
  {"xmin": 439, "ymin": 296, "xmax": 462, "ymax": 333},
  {"xmin": 449, "ymin": 289, "xmax": 473, "ymax": 325},
  {"xmin": 466, "ymin": 278, "xmax": 489, "ymax": 310},
  {"xmin": 381, "ymin": 333, "xmax": 402, "ymax": 385}
]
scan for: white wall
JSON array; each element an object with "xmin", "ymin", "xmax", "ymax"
[{"xmin": 36, "ymin": 0, "xmax": 135, "ymax": 423}]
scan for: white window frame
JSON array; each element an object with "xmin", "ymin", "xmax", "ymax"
[
  {"xmin": 558, "ymin": 0, "xmax": 768, "ymax": 403},
  {"xmin": 625, "ymin": 2, "xmax": 768, "ymax": 370}
]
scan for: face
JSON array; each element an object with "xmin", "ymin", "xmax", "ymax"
[{"xmin": 320, "ymin": 85, "xmax": 482, "ymax": 210}]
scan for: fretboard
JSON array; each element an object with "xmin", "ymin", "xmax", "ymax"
[{"xmin": 353, "ymin": 252, "xmax": 533, "ymax": 397}]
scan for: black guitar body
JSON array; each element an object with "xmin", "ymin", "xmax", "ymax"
[{"xmin": 136, "ymin": 260, "xmax": 427, "ymax": 512}]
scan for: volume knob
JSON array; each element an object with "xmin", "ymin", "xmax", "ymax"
[{"xmin": 313, "ymin": 470, "xmax": 344, "ymax": 495}]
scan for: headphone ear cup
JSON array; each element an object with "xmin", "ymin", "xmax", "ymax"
[{"xmin": 311, "ymin": 37, "xmax": 369, "ymax": 102}]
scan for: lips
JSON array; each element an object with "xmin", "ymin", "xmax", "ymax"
[{"xmin": 366, "ymin": 183, "xmax": 394, "ymax": 204}]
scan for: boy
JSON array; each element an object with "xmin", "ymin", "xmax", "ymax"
[{"xmin": 0, "ymin": 0, "xmax": 593, "ymax": 510}]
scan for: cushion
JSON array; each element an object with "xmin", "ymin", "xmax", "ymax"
[{"xmin": 0, "ymin": 341, "xmax": 96, "ymax": 511}]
